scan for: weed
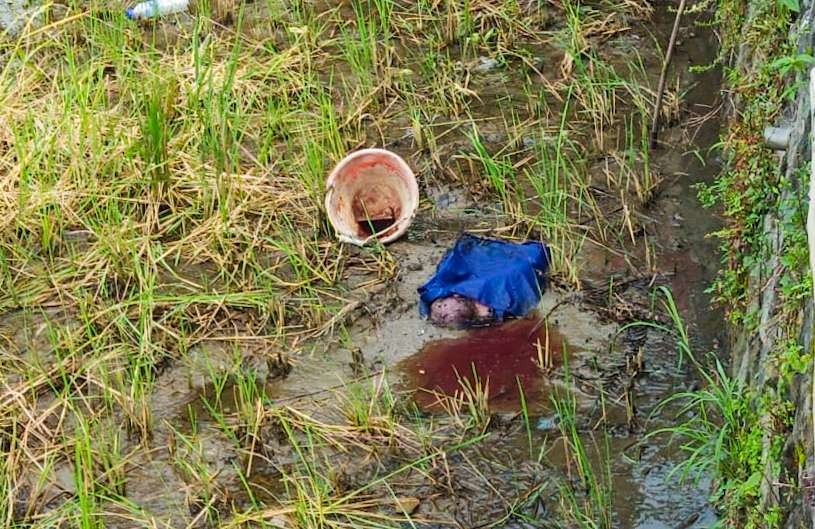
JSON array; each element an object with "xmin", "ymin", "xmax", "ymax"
[
  {"xmin": 648, "ymin": 289, "xmax": 794, "ymax": 528},
  {"xmin": 550, "ymin": 352, "xmax": 613, "ymax": 529},
  {"xmin": 699, "ymin": 0, "xmax": 795, "ymax": 324}
]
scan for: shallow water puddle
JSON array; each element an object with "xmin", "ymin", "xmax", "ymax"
[{"xmin": 398, "ymin": 318, "xmax": 566, "ymax": 411}]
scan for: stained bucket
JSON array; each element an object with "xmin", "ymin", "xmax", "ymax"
[{"xmin": 325, "ymin": 149, "xmax": 419, "ymax": 246}]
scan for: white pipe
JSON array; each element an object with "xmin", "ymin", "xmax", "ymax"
[{"xmin": 763, "ymin": 126, "xmax": 792, "ymax": 150}]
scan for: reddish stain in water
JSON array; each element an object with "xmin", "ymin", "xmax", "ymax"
[{"xmin": 400, "ymin": 319, "xmax": 566, "ymax": 411}]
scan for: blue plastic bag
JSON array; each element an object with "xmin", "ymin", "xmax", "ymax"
[{"xmin": 418, "ymin": 234, "xmax": 551, "ymax": 320}]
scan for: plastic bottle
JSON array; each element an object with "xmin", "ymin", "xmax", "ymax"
[{"xmin": 125, "ymin": 0, "xmax": 189, "ymax": 19}]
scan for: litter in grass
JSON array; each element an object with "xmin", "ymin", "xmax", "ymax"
[
  {"xmin": 325, "ymin": 149, "xmax": 419, "ymax": 246},
  {"xmin": 125, "ymin": 0, "xmax": 189, "ymax": 19}
]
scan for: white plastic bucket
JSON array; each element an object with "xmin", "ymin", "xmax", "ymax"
[{"xmin": 325, "ymin": 149, "xmax": 419, "ymax": 246}]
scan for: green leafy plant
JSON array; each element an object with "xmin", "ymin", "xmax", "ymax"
[
  {"xmin": 768, "ymin": 53, "xmax": 813, "ymax": 75},
  {"xmin": 777, "ymin": 0, "xmax": 799, "ymax": 13}
]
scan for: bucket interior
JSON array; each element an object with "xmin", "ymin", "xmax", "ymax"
[
  {"xmin": 353, "ymin": 185, "xmax": 401, "ymax": 237},
  {"xmin": 327, "ymin": 153, "xmax": 415, "ymax": 241}
]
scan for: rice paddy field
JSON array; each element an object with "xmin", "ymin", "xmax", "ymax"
[{"xmin": 0, "ymin": 1, "xmax": 729, "ymax": 528}]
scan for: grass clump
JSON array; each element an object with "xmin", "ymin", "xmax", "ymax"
[
  {"xmin": 551, "ymin": 367, "xmax": 613, "ymax": 529},
  {"xmin": 650, "ymin": 289, "xmax": 795, "ymax": 529}
]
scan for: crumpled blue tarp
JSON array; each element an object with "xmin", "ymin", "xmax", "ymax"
[{"xmin": 418, "ymin": 234, "xmax": 551, "ymax": 320}]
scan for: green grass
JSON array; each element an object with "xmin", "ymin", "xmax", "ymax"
[
  {"xmin": 550, "ymin": 354, "xmax": 613, "ymax": 529},
  {"xmin": 0, "ymin": 1, "xmax": 696, "ymax": 527},
  {"xmin": 699, "ymin": 0, "xmax": 799, "ymax": 326},
  {"xmin": 678, "ymin": 4, "xmax": 811, "ymax": 524},
  {"xmin": 644, "ymin": 289, "xmax": 795, "ymax": 529}
]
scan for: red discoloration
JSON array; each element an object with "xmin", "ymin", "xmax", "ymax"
[
  {"xmin": 347, "ymin": 158, "xmax": 399, "ymax": 177},
  {"xmin": 325, "ymin": 149, "xmax": 418, "ymax": 244},
  {"xmin": 400, "ymin": 319, "xmax": 566, "ymax": 411}
]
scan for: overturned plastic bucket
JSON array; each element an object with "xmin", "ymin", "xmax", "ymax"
[{"xmin": 325, "ymin": 149, "xmax": 419, "ymax": 246}]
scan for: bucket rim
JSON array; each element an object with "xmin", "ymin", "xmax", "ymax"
[{"xmin": 325, "ymin": 148, "xmax": 419, "ymax": 246}]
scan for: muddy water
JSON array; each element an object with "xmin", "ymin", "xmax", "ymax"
[
  {"xmin": 612, "ymin": 7, "xmax": 725, "ymax": 527},
  {"xmin": 133, "ymin": 4, "xmax": 723, "ymax": 526},
  {"xmin": 384, "ymin": 5, "xmax": 724, "ymax": 529}
]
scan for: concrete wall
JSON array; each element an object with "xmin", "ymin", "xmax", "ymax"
[
  {"xmin": 0, "ymin": 0, "xmax": 36, "ymax": 34},
  {"xmin": 731, "ymin": 1, "xmax": 815, "ymax": 527}
]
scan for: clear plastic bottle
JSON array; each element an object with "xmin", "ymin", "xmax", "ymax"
[{"xmin": 125, "ymin": 0, "xmax": 189, "ymax": 19}]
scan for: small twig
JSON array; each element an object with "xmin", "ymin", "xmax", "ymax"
[{"xmin": 650, "ymin": 0, "xmax": 687, "ymax": 148}]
